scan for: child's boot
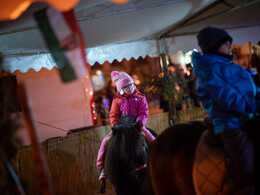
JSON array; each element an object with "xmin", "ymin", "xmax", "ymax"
[{"xmin": 99, "ymin": 167, "xmax": 106, "ymax": 180}]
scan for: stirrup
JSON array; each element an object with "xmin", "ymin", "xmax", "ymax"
[{"xmin": 99, "ymin": 172, "xmax": 106, "ymax": 180}]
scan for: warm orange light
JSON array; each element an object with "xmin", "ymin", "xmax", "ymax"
[
  {"xmin": 0, "ymin": 0, "xmax": 79, "ymax": 21},
  {"xmin": 10, "ymin": 1, "xmax": 30, "ymax": 19},
  {"xmin": 46, "ymin": 0, "xmax": 79, "ymax": 12},
  {"xmin": 109, "ymin": 0, "xmax": 130, "ymax": 4}
]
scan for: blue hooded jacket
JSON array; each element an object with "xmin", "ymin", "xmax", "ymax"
[{"xmin": 192, "ymin": 52, "xmax": 260, "ymax": 134}]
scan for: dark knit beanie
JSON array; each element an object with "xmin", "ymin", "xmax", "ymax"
[{"xmin": 197, "ymin": 26, "xmax": 233, "ymax": 54}]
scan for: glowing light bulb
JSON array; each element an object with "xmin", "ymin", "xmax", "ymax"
[
  {"xmin": 96, "ymin": 70, "xmax": 102, "ymax": 75},
  {"xmin": 184, "ymin": 55, "xmax": 191, "ymax": 64}
]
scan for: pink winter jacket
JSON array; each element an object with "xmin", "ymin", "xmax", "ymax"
[{"xmin": 110, "ymin": 89, "xmax": 149, "ymax": 127}]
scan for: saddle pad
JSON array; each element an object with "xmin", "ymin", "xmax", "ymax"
[{"xmin": 193, "ymin": 131, "xmax": 227, "ymax": 195}]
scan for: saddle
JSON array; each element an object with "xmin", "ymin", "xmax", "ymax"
[{"xmin": 193, "ymin": 118, "xmax": 227, "ymax": 195}]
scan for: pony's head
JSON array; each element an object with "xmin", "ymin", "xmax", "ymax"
[
  {"xmin": 111, "ymin": 121, "xmax": 143, "ymax": 134},
  {"xmin": 110, "ymin": 121, "xmax": 146, "ymax": 167},
  {"xmin": 105, "ymin": 121, "xmax": 147, "ymax": 194}
]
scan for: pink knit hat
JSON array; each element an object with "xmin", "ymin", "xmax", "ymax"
[{"xmin": 111, "ymin": 71, "xmax": 134, "ymax": 92}]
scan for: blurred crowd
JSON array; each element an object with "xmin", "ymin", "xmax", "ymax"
[{"xmin": 95, "ymin": 62, "xmax": 203, "ymax": 126}]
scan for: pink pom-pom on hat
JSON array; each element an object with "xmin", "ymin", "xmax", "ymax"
[{"xmin": 111, "ymin": 71, "xmax": 134, "ymax": 92}]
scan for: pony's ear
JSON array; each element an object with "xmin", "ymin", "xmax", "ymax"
[
  {"xmin": 112, "ymin": 127, "xmax": 118, "ymax": 134},
  {"xmin": 133, "ymin": 121, "xmax": 143, "ymax": 131}
]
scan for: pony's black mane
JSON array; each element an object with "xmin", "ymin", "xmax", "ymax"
[{"xmin": 105, "ymin": 122, "xmax": 147, "ymax": 195}]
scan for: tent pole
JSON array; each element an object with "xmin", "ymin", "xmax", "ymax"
[
  {"xmin": 158, "ymin": 39, "xmax": 169, "ymax": 79},
  {"xmin": 158, "ymin": 39, "xmax": 176, "ymax": 125}
]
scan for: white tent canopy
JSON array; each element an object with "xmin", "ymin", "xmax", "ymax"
[
  {"xmin": 3, "ymin": 24, "xmax": 260, "ymax": 73},
  {"xmin": 2, "ymin": 40, "xmax": 159, "ymax": 72},
  {"xmin": 86, "ymin": 40, "xmax": 159, "ymax": 64},
  {"xmin": 1, "ymin": 0, "xmax": 260, "ymax": 73}
]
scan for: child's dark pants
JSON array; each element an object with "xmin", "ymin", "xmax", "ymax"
[{"xmin": 220, "ymin": 128, "xmax": 254, "ymax": 195}]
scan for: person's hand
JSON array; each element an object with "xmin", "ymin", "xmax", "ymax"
[
  {"xmin": 131, "ymin": 121, "xmax": 143, "ymax": 131},
  {"xmin": 113, "ymin": 123, "xmax": 124, "ymax": 129}
]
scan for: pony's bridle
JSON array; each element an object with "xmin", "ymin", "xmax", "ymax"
[{"xmin": 133, "ymin": 164, "xmax": 147, "ymax": 172}]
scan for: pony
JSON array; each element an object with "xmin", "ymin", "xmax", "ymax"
[
  {"xmin": 104, "ymin": 121, "xmax": 149, "ymax": 195},
  {"xmin": 145, "ymin": 116, "xmax": 260, "ymax": 195}
]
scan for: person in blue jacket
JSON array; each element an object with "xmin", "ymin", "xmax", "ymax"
[{"xmin": 192, "ymin": 26, "xmax": 260, "ymax": 195}]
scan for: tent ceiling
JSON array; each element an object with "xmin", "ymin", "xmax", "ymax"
[
  {"xmin": 162, "ymin": 0, "xmax": 260, "ymax": 55},
  {"xmin": 0, "ymin": 0, "xmax": 214, "ymax": 56},
  {"xmin": 162, "ymin": 0, "xmax": 260, "ymax": 38},
  {"xmin": 0, "ymin": 0, "xmax": 260, "ymax": 72}
]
